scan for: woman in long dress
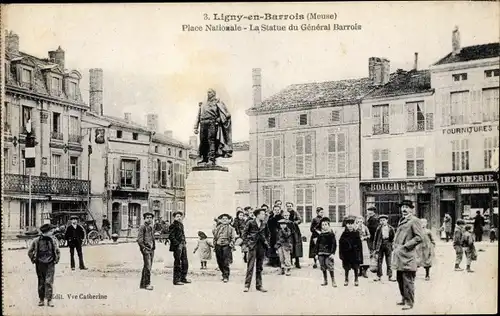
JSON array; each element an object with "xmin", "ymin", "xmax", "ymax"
[{"xmin": 355, "ymin": 216, "xmax": 371, "ymax": 278}]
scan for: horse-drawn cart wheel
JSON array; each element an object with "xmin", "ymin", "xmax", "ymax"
[{"xmin": 87, "ymin": 230, "xmax": 99, "ymax": 245}]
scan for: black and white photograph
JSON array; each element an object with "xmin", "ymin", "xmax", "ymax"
[{"xmin": 1, "ymin": 2, "xmax": 498, "ymax": 315}]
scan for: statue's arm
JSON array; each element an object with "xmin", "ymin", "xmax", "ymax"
[{"xmin": 194, "ymin": 103, "xmax": 201, "ymax": 132}]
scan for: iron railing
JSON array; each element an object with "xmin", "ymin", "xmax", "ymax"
[
  {"xmin": 3, "ymin": 174, "xmax": 90, "ymax": 195},
  {"xmin": 68, "ymin": 134, "xmax": 82, "ymax": 143},
  {"xmin": 51, "ymin": 131, "xmax": 63, "ymax": 140}
]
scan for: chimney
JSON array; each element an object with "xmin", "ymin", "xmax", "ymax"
[
  {"xmin": 124, "ymin": 113, "xmax": 132, "ymax": 123},
  {"xmin": 413, "ymin": 52, "xmax": 419, "ymax": 71},
  {"xmin": 369, "ymin": 57, "xmax": 388, "ymax": 86},
  {"xmin": 252, "ymin": 68, "xmax": 262, "ymax": 108},
  {"xmin": 381, "ymin": 58, "xmax": 390, "ymax": 85},
  {"xmin": 164, "ymin": 130, "xmax": 173, "ymax": 138},
  {"xmin": 5, "ymin": 30, "xmax": 19, "ymax": 55},
  {"xmin": 452, "ymin": 26, "xmax": 461, "ymax": 56},
  {"xmin": 89, "ymin": 68, "xmax": 103, "ymax": 115},
  {"xmin": 189, "ymin": 136, "xmax": 198, "ymax": 149},
  {"xmin": 48, "ymin": 46, "xmax": 65, "ymax": 69},
  {"xmin": 146, "ymin": 113, "xmax": 158, "ymax": 132}
]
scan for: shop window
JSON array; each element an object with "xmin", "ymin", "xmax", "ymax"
[
  {"xmin": 372, "ymin": 149, "xmax": 389, "ymax": 178},
  {"xmin": 366, "ymin": 195, "xmax": 400, "ymax": 227},
  {"xmin": 452, "ymin": 139, "xmax": 469, "ymax": 171}
]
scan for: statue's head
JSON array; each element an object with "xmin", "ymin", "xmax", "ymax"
[{"xmin": 207, "ymin": 89, "xmax": 216, "ymax": 100}]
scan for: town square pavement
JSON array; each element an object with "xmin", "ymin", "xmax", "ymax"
[{"xmin": 3, "ymin": 239, "xmax": 497, "ymax": 315}]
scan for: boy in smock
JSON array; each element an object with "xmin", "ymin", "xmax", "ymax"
[
  {"xmin": 275, "ymin": 218, "xmax": 293, "ymax": 276},
  {"xmin": 314, "ymin": 217, "xmax": 337, "ymax": 287}
]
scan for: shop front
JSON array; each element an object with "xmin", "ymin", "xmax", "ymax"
[
  {"xmin": 360, "ymin": 180, "xmax": 436, "ymax": 228},
  {"xmin": 435, "ymin": 171, "xmax": 499, "ymax": 234},
  {"xmin": 110, "ymin": 190, "xmax": 149, "ymax": 237}
]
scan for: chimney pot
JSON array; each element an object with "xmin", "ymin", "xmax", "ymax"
[
  {"xmin": 413, "ymin": 52, "xmax": 419, "ymax": 71},
  {"xmin": 252, "ymin": 68, "xmax": 262, "ymax": 108},
  {"xmin": 48, "ymin": 46, "xmax": 65, "ymax": 69},
  {"xmin": 6, "ymin": 30, "xmax": 20, "ymax": 55},
  {"xmin": 452, "ymin": 26, "xmax": 461, "ymax": 56},
  {"xmin": 369, "ymin": 57, "xmax": 390, "ymax": 86},
  {"xmin": 89, "ymin": 69, "xmax": 104, "ymax": 115},
  {"xmin": 124, "ymin": 113, "xmax": 132, "ymax": 123}
]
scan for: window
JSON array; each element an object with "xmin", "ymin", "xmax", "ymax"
[
  {"xmin": 406, "ymin": 147, "xmax": 425, "ymax": 177},
  {"xmin": 484, "ymin": 136, "xmax": 499, "ymax": 169},
  {"xmin": 177, "ymin": 201, "xmax": 185, "ymax": 211},
  {"xmin": 52, "ymin": 154, "xmax": 61, "ymax": 178},
  {"xmin": 3, "ymin": 148, "xmax": 9, "ymax": 174},
  {"xmin": 452, "ymin": 73, "xmax": 467, "ymax": 82},
  {"xmin": 120, "ymin": 159, "xmax": 140, "ymax": 188},
  {"xmin": 173, "ymin": 163, "xmax": 185, "ymax": 188},
  {"xmin": 450, "ymin": 91, "xmax": 469, "ymax": 125},
  {"xmin": 167, "ymin": 161, "xmax": 173, "ymax": 187},
  {"xmin": 51, "ymin": 76, "xmax": 61, "ymax": 94},
  {"xmin": 452, "ymin": 139, "xmax": 469, "ymax": 171},
  {"xmin": 485, "ymin": 69, "xmax": 500, "ymax": 78},
  {"xmin": 69, "ymin": 115, "xmax": 80, "ymax": 142},
  {"xmin": 330, "ymin": 110, "xmax": 342, "ymax": 123},
  {"xmin": 328, "ymin": 185, "xmax": 347, "ymax": 223},
  {"xmin": 263, "ymin": 186, "xmax": 282, "ymax": 206},
  {"xmin": 20, "ymin": 201, "xmax": 37, "ymax": 230},
  {"xmin": 295, "ymin": 134, "xmax": 313, "ymax": 176},
  {"xmin": 22, "ymin": 106, "xmax": 32, "ymax": 134},
  {"xmin": 373, "ymin": 149, "xmax": 389, "ymax": 178},
  {"xmin": 70, "ymin": 156, "xmax": 79, "ymax": 179},
  {"xmin": 128, "ymin": 203, "xmax": 141, "ymax": 228},
  {"xmin": 21, "ymin": 68, "xmax": 32, "ymax": 84},
  {"xmin": 68, "ymin": 81, "xmax": 77, "ymax": 98},
  {"xmin": 262, "ymin": 137, "xmax": 282, "ymax": 178},
  {"xmin": 372, "ymin": 104, "xmax": 389, "ymax": 135},
  {"xmin": 268, "ymin": 117, "xmax": 276, "ymax": 128},
  {"xmin": 296, "ymin": 186, "xmax": 314, "ymax": 223},
  {"xmin": 116, "ymin": 130, "xmax": 123, "ymax": 138},
  {"xmin": 132, "ymin": 133, "xmax": 138, "ymax": 140},
  {"xmin": 168, "ymin": 148, "xmax": 172, "ymax": 156},
  {"xmin": 21, "ymin": 150, "xmax": 26, "ymax": 175},
  {"xmin": 406, "ymin": 101, "xmax": 432, "ymax": 131},
  {"xmin": 3, "ymin": 102, "xmax": 10, "ymax": 133},
  {"xmin": 327, "ymin": 132, "xmax": 346, "ymax": 175},
  {"xmin": 154, "ymin": 146, "xmax": 158, "ymax": 153},
  {"xmin": 482, "ymin": 88, "xmax": 499, "ymax": 122},
  {"xmin": 52, "ymin": 112, "xmax": 60, "ymax": 133},
  {"xmin": 299, "ymin": 113, "xmax": 308, "ymax": 126},
  {"xmin": 179, "ymin": 150, "xmax": 183, "ymax": 158},
  {"xmin": 161, "ymin": 160, "xmax": 168, "ymax": 187},
  {"xmin": 366, "ymin": 195, "xmax": 401, "ymax": 227}
]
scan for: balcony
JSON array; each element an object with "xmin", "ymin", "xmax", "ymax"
[
  {"xmin": 3, "ymin": 174, "xmax": 90, "ymax": 196},
  {"xmin": 51, "ymin": 131, "xmax": 63, "ymax": 140},
  {"xmin": 68, "ymin": 134, "xmax": 82, "ymax": 143}
]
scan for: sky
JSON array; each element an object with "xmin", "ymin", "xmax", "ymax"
[{"xmin": 5, "ymin": 2, "xmax": 499, "ymax": 143}]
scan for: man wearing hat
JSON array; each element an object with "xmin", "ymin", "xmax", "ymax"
[
  {"xmin": 372, "ymin": 214, "xmax": 396, "ymax": 282},
  {"xmin": 64, "ymin": 215, "xmax": 87, "ymax": 270},
  {"xmin": 28, "ymin": 223, "xmax": 60, "ymax": 307},
  {"xmin": 213, "ymin": 213, "xmax": 237, "ymax": 282},
  {"xmin": 392, "ymin": 200, "xmax": 424, "ymax": 310},
  {"xmin": 137, "ymin": 211, "xmax": 155, "ymax": 290},
  {"xmin": 366, "ymin": 207, "xmax": 379, "ymax": 254},
  {"xmin": 168, "ymin": 211, "xmax": 191, "ymax": 285}
]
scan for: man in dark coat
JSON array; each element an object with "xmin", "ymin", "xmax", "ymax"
[
  {"xmin": 309, "ymin": 207, "xmax": 325, "ymax": 269},
  {"xmin": 286, "ymin": 203, "xmax": 304, "ymax": 268},
  {"xmin": 339, "ymin": 216, "xmax": 363, "ymax": 286},
  {"xmin": 392, "ymin": 200, "xmax": 424, "ymax": 311},
  {"xmin": 137, "ymin": 212, "xmax": 155, "ymax": 290},
  {"xmin": 168, "ymin": 211, "xmax": 191, "ymax": 285},
  {"xmin": 366, "ymin": 207, "xmax": 379, "ymax": 253},
  {"xmin": 101, "ymin": 215, "xmax": 111, "ymax": 239},
  {"xmin": 373, "ymin": 214, "xmax": 396, "ymax": 282},
  {"xmin": 266, "ymin": 205, "xmax": 283, "ymax": 267},
  {"xmin": 473, "ymin": 211, "xmax": 485, "ymax": 242},
  {"xmin": 242, "ymin": 208, "xmax": 270, "ymax": 292},
  {"xmin": 64, "ymin": 216, "xmax": 87, "ymax": 270}
]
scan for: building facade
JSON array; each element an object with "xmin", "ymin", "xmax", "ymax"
[
  {"xmin": 247, "ymin": 68, "xmax": 375, "ymax": 229},
  {"xmin": 219, "ymin": 141, "xmax": 251, "ymax": 210},
  {"xmin": 431, "ymin": 29, "xmax": 499, "ymax": 230},
  {"xmin": 360, "ymin": 56, "xmax": 436, "ymax": 228},
  {"xmin": 3, "ymin": 31, "xmax": 90, "ymax": 237}
]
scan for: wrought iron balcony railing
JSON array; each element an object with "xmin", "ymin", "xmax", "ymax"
[
  {"xmin": 51, "ymin": 131, "xmax": 63, "ymax": 140},
  {"xmin": 3, "ymin": 174, "xmax": 90, "ymax": 196},
  {"xmin": 68, "ymin": 134, "xmax": 82, "ymax": 143}
]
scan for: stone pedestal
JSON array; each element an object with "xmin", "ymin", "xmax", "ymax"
[{"xmin": 185, "ymin": 166, "xmax": 235, "ymax": 238}]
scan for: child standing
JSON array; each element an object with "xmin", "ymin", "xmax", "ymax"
[
  {"xmin": 453, "ymin": 219, "xmax": 466, "ymax": 271},
  {"xmin": 193, "ymin": 231, "xmax": 213, "ymax": 270},
  {"xmin": 213, "ymin": 214, "xmax": 237, "ymax": 283},
  {"xmin": 416, "ymin": 218, "xmax": 435, "ymax": 280},
  {"xmin": 27, "ymin": 223, "xmax": 61, "ymax": 307},
  {"xmin": 339, "ymin": 216, "xmax": 363, "ymax": 286},
  {"xmin": 275, "ymin": 219, "xmax": 293, "ymax": 276},
  {"xmin": 463, "ymin": 225, "xmax": 477, "ymax": 273},
  {"xmin": 314, "ymin": 217, "xmax": 337, "ymax": 287}
]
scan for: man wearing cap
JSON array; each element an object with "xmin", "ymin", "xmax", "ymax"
[
  {"xmin": 137, "ymin": 211, "xmax": 155, "ymax": 290},
  {"xmin": 242, "ymin": 208, "xmax": 271, "ymax": 292},
  {"xmin": 392, "ymin": 200, "xmax": 424, "ymax": 310},
  {"xmin": 168, "ymin": 211, "xmax": 191, "ymax": 285},
  {"xmin": 64, "ymin": 216, "xmax": 87, "ymax": 270},
  {"xmin": 366, "ymin": 207, "xmax": 379, "ymax": 254},
  {"xmin": 28, "ymin": 223, "xmax": 60, "ymax": 307},
  {"xmin": 373, "ymin": 214, "xmax": 396, "ymax": 282},
  {"xmin": 213, "ymin": 213, "xmax": 237, "ymax": 282}
]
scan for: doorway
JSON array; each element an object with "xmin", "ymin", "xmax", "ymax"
[
  {"xmin": 440, "ymin": 200, "xmax": 456, "ymax": 231},
  {"xmin": 112, "ymin": 202, "xmax": 121, "ymax": 234}
]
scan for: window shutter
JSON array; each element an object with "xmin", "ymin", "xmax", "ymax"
[
  {"xmin": 273, "ymin": 138, "xmax": 281, "ymax": 177},
  {"xmin": 263, "ymin": 139, "xmax": 272, "ymax": 177},
  {"xmin": 273, "ymin": 188, "xmax": 281, "ymax": 203},
  {"xmin": 470, "ymin": 89, "xmax": 482, "ymax": 123},
  {"xmin": 361, "ymin": 105, "xmax": 372, "ymax": 136},
  {"xmin": 440, "ymin": 93, "xmax": 450, "ymax": 127},
  {"xmin": 305, "ymin": 134, "xmax": 313, "ymax": 175},
  {"xmin": 349, "ymin": 129, "xmax": 358, "ymax": 175},
  {"xmin": 425, "ymin": 97, "xmax": 434, "ymax": 130},
  {"xmin": 121, "ymin": 204, "xmax": 128, "ymax": 229},
  {"xmin": 112, "ymin": 158, "xmax": 119, "ymax": 184},
  {"xmin": 406, "ymin": 103, "xmax": 415, "ymax": 132},
  {"xmin": 296, "ymin": 135, "xmax": 304, "ymax": 175},
  {"xmin": 140, "ymin": 205, "xmax": 148, "ymax": 226},
  {"xmin": 78, "ymin": 157, "xmax": 82, "ymax": 179},
  {"xmin": 135, "ymin": 160, "xmax": 141, "ymax": 188},
  {"xmin": 389, "ymin": 103, "xmax": 404, "ymax": 134},
  {"xmin": 327, "ymin": 133, "xmax": 336, "ymax": 175}
]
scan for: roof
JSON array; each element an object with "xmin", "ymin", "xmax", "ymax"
[
  {"xmin": 102, "ymin": 115, "xmax": 152, "ymax": 134},
  {"xmin": 366, "ymin": 69, "xmax": 432, "ymax": 99},
  {"xmin": 5, "ymin": 50, "xmax": 85, "ymax": 105},
  {"xmin": 152, "ymin": 133, "xmax": 189, "ymax": 149},
  {"xmin": 249, "ymin": 77, "xmax": 376, "ymax": 113},
  {"xmin": 433, "ymin": 43, "xmax": 500, "ymax": 65},
  {"xmin": 233, "ymin": 141, "xmax": 249, "ymax": 151}
]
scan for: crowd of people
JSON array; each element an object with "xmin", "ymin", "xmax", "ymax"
[{"xmin": 27, "ymin": 199, "xmax": 482, "ymax": 310}]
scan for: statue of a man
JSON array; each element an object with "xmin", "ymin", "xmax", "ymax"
[{"xmin": 193, "ymin": 89, "xmax": 233, "ymax": 166}]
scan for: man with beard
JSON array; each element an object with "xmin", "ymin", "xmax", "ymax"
[
  {"xmin": 392, "ymin": 200, "xmax": 424, "ymax": 310},
  {"xmin": 193, "ymin": 89, "xmax": 232, "ymax": 166}
]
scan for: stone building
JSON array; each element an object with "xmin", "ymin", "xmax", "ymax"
[
  {"xmin": 148, "ymin": 117, "xmax": 190, "ymax": 223},
  {"xmin": 219, "ymin": 140, "xmax": 251, "ymax": 211},
  {"xmin": 430, "ymin": 27, "xmax": 499, "ymax": 230},
  {"xmin": 360, "ymin": 54, "xmax": 436, "ymax": 228},
  {"xmin": 247, "ymin": 68, "xmax": 375, "ymax": 228},
  {"xmin": 2, "ymin": 31, "xmax": 90, "ymax": 237}
]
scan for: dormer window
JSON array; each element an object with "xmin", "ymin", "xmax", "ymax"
[
  {"xmin": 68, "ymin": 81, "xmax": 77, "ymax": 99},
  {"xmin": 452, "ymin": 73, "xmax": 467, "ymax": 82},
  {"xmin": 21, "ymin": 68, "xmax": 32, "ymax": 84},
  {"xmin": 51, "ymin": 76, "xmax": 61, "ymax": 94},
  {"xmin": 299, "ymin": 113, "xmax": 308, "ymax": 126}
]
